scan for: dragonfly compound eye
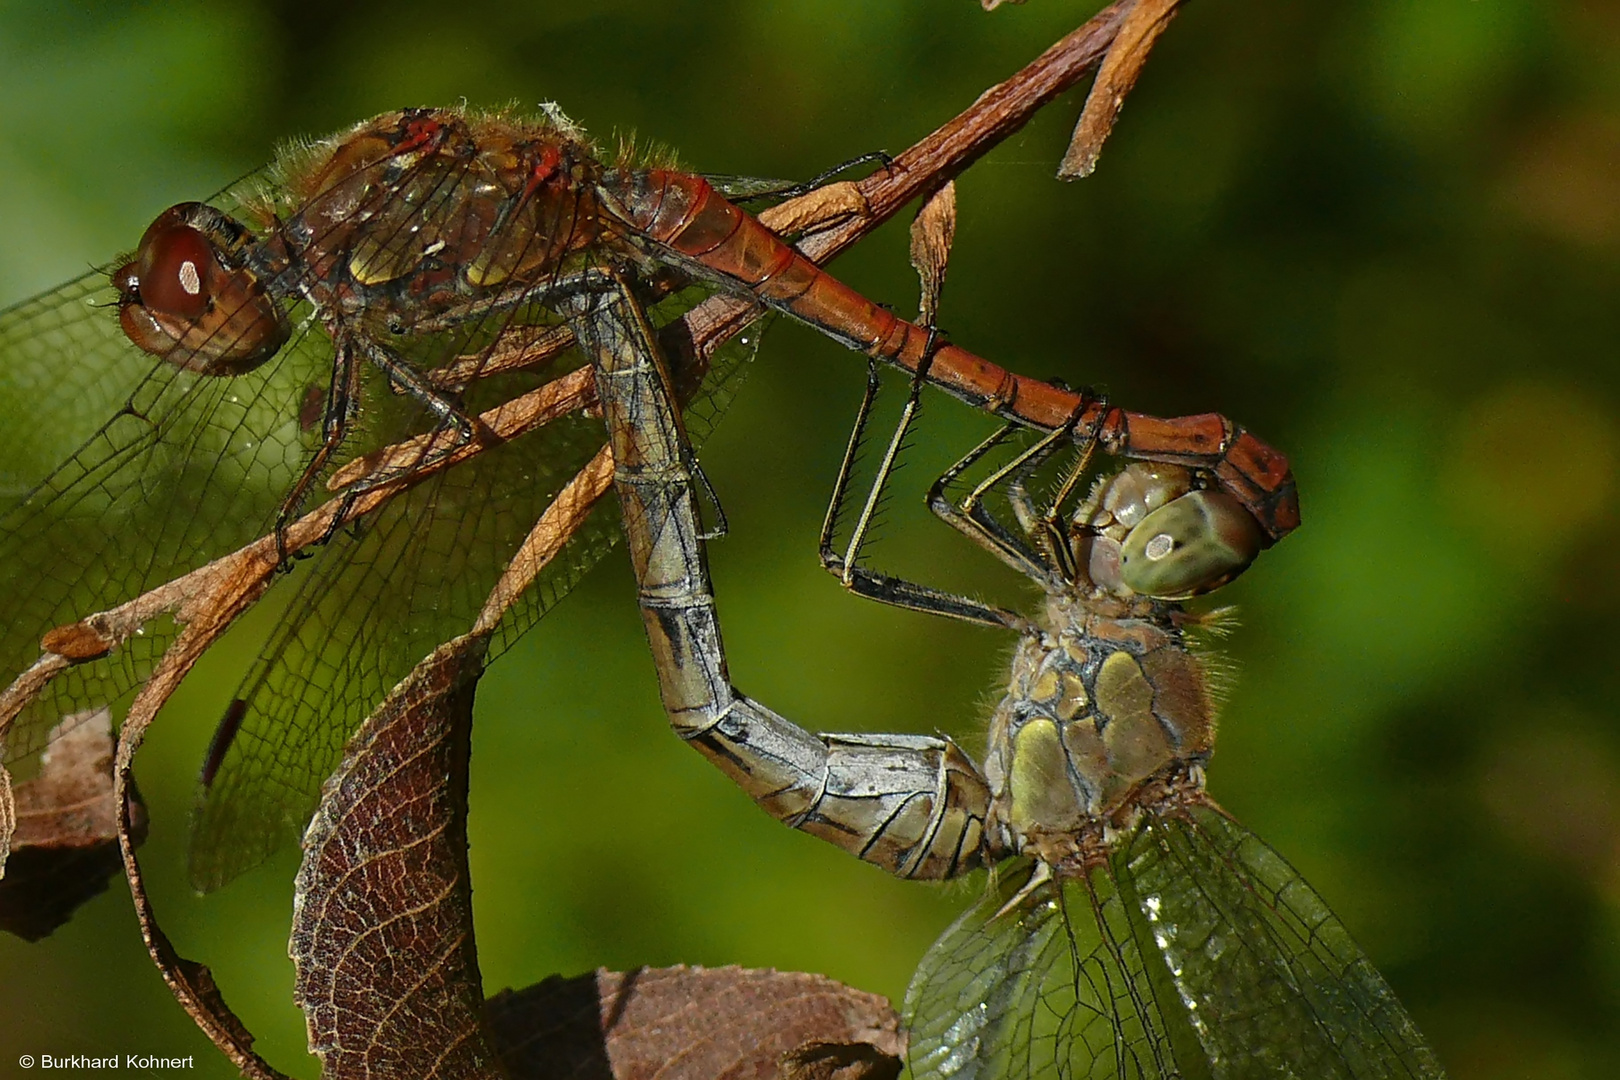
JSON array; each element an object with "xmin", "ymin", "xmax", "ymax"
[
  {"xmin": 1119, "ymin": 489, "xmax": 1263, "ymax": 599},
  {"xmin": 1099, "ymin": 462, "xmax": 1193, "ymax": 528},
  {"xmin": 115, "ymin": 203, "xmax": 289, "ymax": 375},
  {"xmin": 136, "ymin": 220, "xmax": 215, "ymax": 318}
]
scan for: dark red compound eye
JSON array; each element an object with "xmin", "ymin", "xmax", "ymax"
[
  {"xmin": 136, "ymin": 223, "xmax": 216, "ymax": 318},
  {"xmin": 114, "ymin": 203, "xmax": 289, "ymax": 375}
]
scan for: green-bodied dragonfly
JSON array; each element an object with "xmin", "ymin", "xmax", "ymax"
[{"xmin": 569, "ymin": 266, "xmax": 1448, "ymax": 1076}]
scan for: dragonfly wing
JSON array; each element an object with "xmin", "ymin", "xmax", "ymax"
[
  {"xmin": 904, "ymin": 802, "xmax": 1448, "ymax": 1079},
  {"xmin": 1125, "ymin": 804, "xmax": 1448, "ymax": 1079},
  {"xmin": 905, "ymin": 859, "xmax": 1192, "ymax": 1080},
  {"xmin": 186, "ymin": 401, "xmax": 616, "ymax": 890},
  {"xmin": 0, "ymin": 266, "xmax": 331, "ymax": 768},
  {"xmin": 188, "ymin": 310, "xmax": 761, "ymax": 891}
]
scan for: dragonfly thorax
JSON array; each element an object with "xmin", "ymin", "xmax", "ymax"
[
  {"xmin": 265, "ymin": 110, "xmax": 607, "ymax": 325},
  {"xmin": 982, "ymin": 595, "xmax": 1215, "ymax": 872},
  {"xmin": 115, "ymin": 108, "xmax": 614, "ymax": 373}
]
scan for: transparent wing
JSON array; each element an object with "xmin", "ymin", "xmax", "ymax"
[
  {"xmin": 905, "ymin": 860, "xmax": 1189, "ymax": 1080},
  {"xmin": 0, "ymin": 258, "xmax": 331, "ymax": 769},
  {"xmin": 185, "ymin": 392, "xmax": 610, "ymax": 891},
  {"xmin": 905, "ymin": 806, "xmax": 1448, "ymax": 1079},
  {"xmin": 187, "ymin": 303, "xmax": 761, "ymax": 891},
  {"xmin": 1125, "ymin": 803, "xmax": 1448, "ymax": 1079},
  {"xmin": 0, "ymin": 115, "xmax": 764, "ymax": 893}
]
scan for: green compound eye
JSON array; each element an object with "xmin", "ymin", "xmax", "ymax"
[{"xmin": 1119, "ymin": 490, "xmax": 1264, "ymax": 599}]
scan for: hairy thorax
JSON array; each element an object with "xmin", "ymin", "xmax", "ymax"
[{"xmin": 982, "ymin": 589, "xmax": 1215, "ymax": 872}]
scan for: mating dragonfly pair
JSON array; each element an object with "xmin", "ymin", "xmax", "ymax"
[{"xmin": 0, "ymin": 105, "xmax": 1444, "ymax": 1077}]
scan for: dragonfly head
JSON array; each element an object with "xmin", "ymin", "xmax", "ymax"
[
  {"xmin": 113, "ymin": 202, "xmax": 289, "ymax": 375},
  {"xmin": 1077, "ymin": 463, "xmax": 1263, "ymax": 601}
]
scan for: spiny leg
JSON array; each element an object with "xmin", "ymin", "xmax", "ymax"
[
  {"xmin": 273, "ymin": 321, "xmax": 494, "ymax": 560},
  {"xmin": 341, "ymin": 266, "xmax": 683, "ymax": 495},
  {"xmin": 922, "ymin": 405, "xmax": 1092, "ymax": 583},
  {"xmin": 818, "ymin": 340, "xmax": 1027, "ymax": 630},
  {"xmin": 355, "ymin": 336, "xmax": 481, "ymax": 444},
  {"xmin": 276, "ymin": 335, "xmax": 364, "ymax": 561},
  {"xmin": 1002, "ymin": 392, "xmax": 1107, "ymax": 582}
]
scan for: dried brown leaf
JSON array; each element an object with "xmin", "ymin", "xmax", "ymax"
[
  {"xmin": 291, "ymin": 633, "xmax": 502, "ymax": 1080},
  {"xmin": 0, "ymin": 710, "xmax": 146, "ymax": 939},
  {"xmin": 756, "ymin": 181, "xmax": 871, "ymax": 236},
  {"xmin": 38, "ymin": 621, "xmax": 115, "ymax": 661},
  {"xmin": 1061, "ymin": 0, "xmax": 1186, "ymax": 179},
  {"xmin": 116, "ymin": 708, "xmax": 287, "ymax": 1077},
  {"xmin": 778, "ymin": 1040, "xmax": 903, "ymax": 1080},
  {"xmin": 908, "ymin": 181, "xmax": 957, "ymax": 327},
  {"xmin": 485, "ymin": 965, "xmax": 903, "ymax": 1080},
  {"xmin": 0, "ymin": 766, "xmax": 12, "ymax": 880}
]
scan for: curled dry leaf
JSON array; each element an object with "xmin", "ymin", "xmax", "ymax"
[
  {"xmin": 779, "ymin": 1040, "xmax": 903, "ymax": 1080},
  {"xmin": 756, "ymin": 181, "xmax": 871, "ymax": 236},
  {"xmin": 115, "ymin": 625, "xmax": 289, "ymax": 1078},
  {"xmin": 38, "ymin": 621, "xmax": 115, "ymax": 662},
  {"xmin": 288, "ymin": 431, "xmax": 606, "ymax": 1079},
  {"xmin": 1061, "ymin": 0, "xmax": 1186, "ymax": 179},
  {"xmin": 291, "ymin": 633, "xmax": 503, "ymax": 1080},
  {"xmin": 908, "ymin": 181, "xmax": 957, "ymax": 328},
  {"xmin": 0, "ymin": 710, "xmax": 146, "ymax": 940},
  {"xmin": 484, "ymin": 965, "xmax": 903, "ymax": 1080},
  {"xmin": 0, "ymin": 768, "xmax": 10, "ymax": 879}
]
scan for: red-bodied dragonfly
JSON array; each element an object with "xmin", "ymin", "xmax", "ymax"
[{"xmin": 0, "ymin": 105, "xmax": 1296, "ymax": 893}]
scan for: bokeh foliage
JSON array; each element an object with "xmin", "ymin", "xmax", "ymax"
[{"xmin": 1, "ymin": 1, "xmax": 1617, "ymax": 1077}]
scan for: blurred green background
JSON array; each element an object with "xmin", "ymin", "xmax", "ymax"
[{"xmin": 2, "ymin": 0, "xmax": 1618, "ymax": 1076}]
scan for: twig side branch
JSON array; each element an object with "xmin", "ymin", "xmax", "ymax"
[{"xmin": 1061, "ymin": 0, "xmax": 1187, "ymax": 179}]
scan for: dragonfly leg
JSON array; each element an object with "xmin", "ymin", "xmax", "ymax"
[
  {"xmin": 275, "ymin": 335, "xmax": 365, "ymax": 560},
  {"xmin": 1003, "ymin": 391, "xmax": 1100, "ymax": 531},
  {"xmin": 922, "ymin": 419, "xmax": 1073, "ymax": 584},
  {"xmin": 571, "ymin": 276, "xmax": 991, "ymax": 881},
  {"xmin": 817, "ymin": 348, "xmax": 1027, "ymax": 631},
  {"xmin": 721, "ymin": 151, "xmax": 894, "ymax": 206},
  {"xmin": 945, "ymin": 394, "xmax": 1106, "ymax": 585},
  {"xmin": 354, "ymin": 337, "xmax": 482, "ymax": 445},
  {"xmin": 395, "ymin": 265, "xmax": 624, "ymax": 339}
]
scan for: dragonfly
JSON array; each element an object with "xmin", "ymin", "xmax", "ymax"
[
  {"xmin": 0, "ymin": 104, "xmax": 1297, "ymax": 894},
  {"xmin": 569, "ymin": 218, "xmax": 1447, "ymax": 1075}
]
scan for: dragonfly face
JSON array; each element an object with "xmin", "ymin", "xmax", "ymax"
[
  {"xmin": 1075, "ymin": 461, "xmax": 1264, "ymax": 601},
  {"xmin": 113, "ymin": 203, "xmax": 289, "ymax": 374},
  {"xmin": 986, "ymin": 464, "xmax": 1228, "ymax": 864}
]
